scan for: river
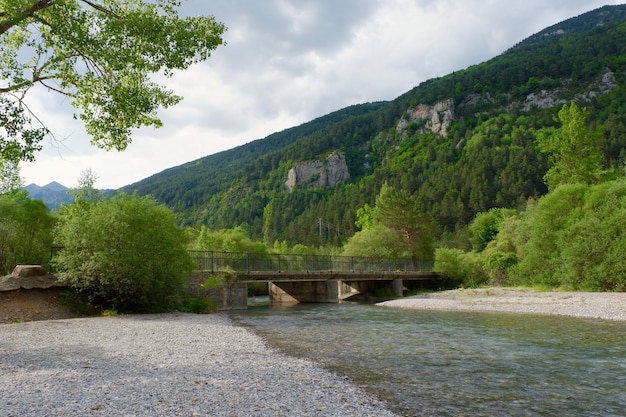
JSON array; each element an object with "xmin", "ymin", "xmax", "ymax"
[{"xmin": 229, "ymin": 301, "xmax": 626, "ymax": 416}]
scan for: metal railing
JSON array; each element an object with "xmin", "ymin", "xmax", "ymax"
[{"xmin": 188, "ymin": 250, "xmax": 434, "ymax": 274}]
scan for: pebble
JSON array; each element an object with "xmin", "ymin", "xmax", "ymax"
[
  {"xmin": 0, "ymin": 313, "xmax": 398, "ymax": 416},
  {"xmin": 378, "ymin": 287, "xmax": 626, "ymax": 321}
]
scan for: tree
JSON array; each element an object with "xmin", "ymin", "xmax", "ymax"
[
  {"xmin": 0, "ymin": 0, "xmax": 225, "ymax": 163},
  {"xmin": 373, "ymin": 183, "xmax": 435, "ymax": 259},
  {"xmin": 191, "ymin": 226, "xmax": 268, "ymax": 254},
  {"xmin": 537, "ymin": 103, "xmax": 608, "ymax": 189},
  {"xmin": 53, "ymin": 191, "xmax": 195, "ymax": 312},
  {"xmin": 354, "ymin": 203, "xmax": 374, "ymax": 230},
  {"xmin": 341, "ymin": 184, "xmax": 436, "ymax": 259},
  {"xmin": 341, "ymin": 223, "xmax": 405, "ymax": 258},
  {"xmin": 509, "ymin": 180, "xmax": 626, "ymax": 291},
  {"xmin": 0, "ymin": 190, "xmax": 55, "ymax": 274},
  {"xmin": 468, "ymin": 208, "xmax": 516, "ymax": 252},
  {"xmin": 262, "ymin": 202, "xmax": 274, "ymax": 245},
  {"xmin": 0, "ymin": 159, "xmax": 23, "ymax": 194},
  {"xmin": 71, "ymin": 168, "xmax": 100, "ymax": 203}
]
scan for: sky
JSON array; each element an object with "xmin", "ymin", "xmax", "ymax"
[{"xmin": 20, "ymin": 0, "xmax": 625, "ymax": 189}]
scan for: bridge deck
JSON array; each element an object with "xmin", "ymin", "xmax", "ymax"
[
  {"xmin": 190, "ymin": 250, "xmax": 436, "ymax": 280},
  {"xmin": 238, "ymin": 270, "xmax": 437, "ymax": 282}
]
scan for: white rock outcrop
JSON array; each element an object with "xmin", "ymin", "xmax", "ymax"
[
  {"xmin": 285, "ymin": 151, "xmax": 350, "ymax": 191},
  {"xmin": 396, "ymin": 98, "xmax": 455, "ymax": 137}
]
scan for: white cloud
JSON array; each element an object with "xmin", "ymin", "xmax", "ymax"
[{"xmin": 20, "ymin": 0, "xmax": 624, "ymax": 189}]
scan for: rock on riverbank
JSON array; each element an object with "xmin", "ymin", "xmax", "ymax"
[
  {"xmin": 377, "ymin": 287, "xmax": 626, "ymax": 321},
  {"xmin": 0, "ymin": 313, "xmax": 398, "ymax": 417}
]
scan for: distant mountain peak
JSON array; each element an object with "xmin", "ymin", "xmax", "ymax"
[
  {"xmin": 25, "ymin": 182, "xmax": 72, "ymax": 210},
  {"xmin": 511, "ymin": 4, "xmax": 626, "ymax": 50},
  {"xmin": 42, "ymin": 181, "xmax": 68, "ymax": 192}
]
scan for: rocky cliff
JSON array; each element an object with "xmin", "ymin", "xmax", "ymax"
[
  {"xmin": 396, "ymin": 98, "xmax": 455, "ymax": 137},
  {"xmin": 285, "ymin": 151, "xmax": 350, "ymax": 191},
  {"xmin": 517, "ymin": 70, "xmax": 617, "ymax": 112}
]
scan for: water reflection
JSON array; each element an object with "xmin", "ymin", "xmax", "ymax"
[{"xmin": 230, "ymin": 303, "xmax": 626, "ymax": 417}]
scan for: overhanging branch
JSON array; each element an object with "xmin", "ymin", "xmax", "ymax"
[
  {"xmin": 79, "ymin": 0, "xmax": 123, "ymax": 19},
  {"xmin": 0, "ymin": 0, "xmax": 122, "ymax": 37},
  {"xmin": 0, "ymin": 0, "xmax": 54, "ymax": 36}
]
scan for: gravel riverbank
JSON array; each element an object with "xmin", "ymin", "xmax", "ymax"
[
  {"xmin": 378, "ymin": 287, "xmax": 626, "ymax": 321},
  {"xmin": 0, "ymin": 313, "xmax": 397, "ymax": 417}
]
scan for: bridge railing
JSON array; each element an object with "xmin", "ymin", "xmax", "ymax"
[{"xmin": 188, "ymin": 250, "xmax": 434, "ymax": 274}]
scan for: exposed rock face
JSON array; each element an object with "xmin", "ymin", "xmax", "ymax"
[
  {"xmin": 396, "ymin": 98, "xmax": 455, "ymax": 137},
  {"xmin": 0, "ymin": 265, "xmax": 62, "ymax": 291},
  {"xmin": 285, "ymin": 151, "xmax": 350, "ymax": 191},
  {"xmin": 519, "ymin": 70, "xmax": 617, "ymax": 111},
  {"xmin": 397, "ymin": 71, "xmax": 618, "ymax": 137}
]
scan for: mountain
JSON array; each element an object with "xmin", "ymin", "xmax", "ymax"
[
  {"xmin": 25, "ymin": 182, "xmax": 73, "ymax": 210},
  {"xmin": 124, "ymin": 4, "xmax": 626, "ymax": 246}
]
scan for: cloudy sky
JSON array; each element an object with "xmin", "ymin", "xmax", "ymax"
[{"xmin": 21, "ymin": 0, "xmax": 624, "ymax": 189}]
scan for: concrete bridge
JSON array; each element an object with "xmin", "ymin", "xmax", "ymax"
[{"xmin": 189, "ymin": 251, "xmax": 441, "ymax": 307}]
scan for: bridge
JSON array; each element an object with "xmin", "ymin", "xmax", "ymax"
[{"xmin": 188, "ymin": 251, "xmax": 440, "ymax": 306}]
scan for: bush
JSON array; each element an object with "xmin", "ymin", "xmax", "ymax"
[
  {"xmin": 483, "ymin": 251, "xmax": 518, "ymax": 285},
  {"xmin": 510, "ymin": 180, "xmax": 626, "ymax": 291},
  {"xmin": 54, "ymin": 192, "xmax": 195, "ymax": 312},
  {"xmin": 174, "ymin": 296, "xmax": 216, "ymax": 314},
  {"xmin": 342, "ymin": 224, "xmax": 408, "ymax": 258},
  {"xmin": 556, "ymin": 180, "xmax": 626, "ymax": 291},
  {"xmin": 469, "ymin": 208, "xmax": 516, "ymax": 252},
  {"xmin": 510, "ymin": 184, "xmax": 587, "ymax": 288},
  {"xmin": 0, "ymin": 191, "xmax": 55, "ymax": 274},
  {"xmin": 434, "ymin": 247, "xmax": 487, "ymax": 287}
]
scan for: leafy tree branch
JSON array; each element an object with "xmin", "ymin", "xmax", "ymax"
[{"xmin": 0, "ymin": 0, "xmax": 226, "ymax": 163}]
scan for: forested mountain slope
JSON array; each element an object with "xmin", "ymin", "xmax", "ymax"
[{"xmin": 125, "ymin": 4, "xmax": 626, "ymax": 247}]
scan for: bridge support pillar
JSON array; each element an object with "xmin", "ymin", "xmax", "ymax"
[
  {"xmin": 185, "ymin": 272, "xmax": 248, "ymax": 310},
  {"xmin": 392, "ymin": 278, "xmax": 404, "ymax": 297},
  {"xmin": 269, "ymin": 280, "xmax": 339, "ymax": 303}
]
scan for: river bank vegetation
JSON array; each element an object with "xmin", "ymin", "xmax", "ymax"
[{"xmin": 434, "ymin": 104, "xmax": 626, "ymax": 291}]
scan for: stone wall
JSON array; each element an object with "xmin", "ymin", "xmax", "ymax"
[{"xmin": 184, "ymin": 271, "xmax": 248, "ymax": 310}]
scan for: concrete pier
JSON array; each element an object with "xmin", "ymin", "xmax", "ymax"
[
  {"xmin": 269, "ymin": 280, "xmax": 340, "ymax": 303},
  {"xmin": 268, "ymin": 277, "xmax": 410, "ymax": 304},
  {"xmin": 392, "ymin": 278, "xmax": 403, "ymax": 297}
]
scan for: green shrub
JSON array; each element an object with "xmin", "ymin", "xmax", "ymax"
[
  {"xmin": 510, "ymin": 184, "xmax": 587, "ymax": 288},
  {"xmin": 0, "ymin": 191, "xmax": 55, "ymax": 275},
  {"xmin": 174, "ymin": 296, "xmax": 216, "ymax": 314},
  {"xmin": 556, "ymin": 180, "xmax": 626, "ymax": 291},
  {"xmin": 483, "ymin": 251, "xmax": 518, "ymax": 285},
  {"xmin": 469, "ymin": 208, "xmax": 516, "ymax": 252},
  {"xmin": 434, "ymin": 248, "xmax": 487, "ymax": 287},
  {"xmin": 510, "ymin": 180, "xmax": 626, "ymax": 291},
  {"xmin": 54, "ymin": 192, "xmax": 195, "ymax": 313}
]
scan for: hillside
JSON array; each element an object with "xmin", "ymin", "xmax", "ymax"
[{"xmin": 125, "ymin": 4, "xmax": 626, "ymax": 247}]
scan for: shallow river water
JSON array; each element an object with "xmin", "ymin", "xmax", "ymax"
[{"xmin": 229, "ymin": 302, "xmax": 626, "ymax": 417}]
